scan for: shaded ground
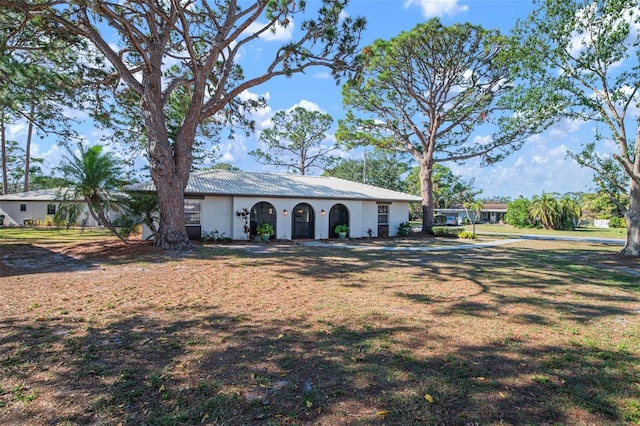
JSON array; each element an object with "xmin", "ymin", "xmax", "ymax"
[{"xmin": 1, "ymin": 234, "xmax": 639, "ymax": 425}]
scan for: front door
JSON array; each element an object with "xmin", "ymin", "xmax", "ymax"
[
  {"xmin": 250, "ymin": 202, "xmax": 277, "ymax": 239},
  {"xmin": 329, "ymin": 204, "xmax": 349, "ymax": 238},
  {"xmin": 292, "ymin": 203, "xmax": 315, "ymax": 239}
]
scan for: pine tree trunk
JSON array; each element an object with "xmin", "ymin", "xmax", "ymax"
[
  {"xmin": 621, "ymin": 179, "xmax": 640, "ymax": 256},
  {"xmin": 420, "ymin": 161, "xmax": 435, "ymax": 232},
  {"xmin": 1, "ymin": 116, "xmax": 7, "ymax": 195},
  {"xmin": 141, "ymin": 70, "xmax": 193, "ymax": 250},
  {"xmin": 23, "ymin": 103, "xmax": 35, "ymax": 192}
]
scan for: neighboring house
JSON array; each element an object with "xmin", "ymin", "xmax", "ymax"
[
  {"xmin": 0, "ymin": 188, "xmax": 102, "ymax": 227},
  {"xmin": 126, "ymin": 170, "xmax": 422, "ymax": 241},
  {"xmin": 434, "ymin": 203, "xmax": 507, "ymax": 225}
]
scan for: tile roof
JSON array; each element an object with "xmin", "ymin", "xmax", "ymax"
[{"xmin": 126, "ymin": 170, "xmax": 422, "ymax": 202}]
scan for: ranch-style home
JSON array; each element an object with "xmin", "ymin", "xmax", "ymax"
[
  {"xmin": 126, "ymin": 170, "xmax": 422, "ymax": 241},
  {"xmin": 0, "ymin": 188, "xmax": 103, "ymax": 227},
  {"xmin": 434, "ymin": 203, "xmax": 508, "ymax": 225}
]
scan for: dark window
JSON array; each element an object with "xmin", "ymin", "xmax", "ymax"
[
  {"xmin": 377, "ymin": 205, "xmax": 389, "ymax": 237},
  {"xmin": 47, "ymin": 204, "xmax": 56, "ymax": 215},
  {"xmin": 184, "ymin": 199, "xmax": 201, "ymax": 225},
  {"xmin": 377, "ymin": 205, "xmax": 389, "ymax": 225},
  {"xmin": 20, "ymin": 204, "xmax": 27, "ymax": 212}
]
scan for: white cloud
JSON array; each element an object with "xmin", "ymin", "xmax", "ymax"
[
  {"xmin": 290, "ymin": 100, "xmax": 324, "ymax": 113},
  {"xmin": 451, "ymin": 143, "xmax": 594, "ymax": 198},
  {"xmin": 472, "ymin": 135, "xmax": 493, "ymax": 146},
  {"xmin": 217, "ymin": 138, "xmax": 249, "ymax": 165},
  {"xmin": 403, "ymin": 0, "xmax": 468, "ymax": 18},
  {"xmin": 548, "ymin": 117, "xmax": 586, "ymax": 138},
  {"xmin": 313, "ymin": 71, "xmax": 333, "ymax": 80},
  {"xmin": 7, "ymin": 122, "xmax": 26, "ymax": 140},
  {"xmin": 244, "ymin": 18, "xmax": 295, "ymax": 42}
]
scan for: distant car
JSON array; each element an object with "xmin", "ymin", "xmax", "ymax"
[{"xmin": 445, "ymin": 216, "xmax": 458, "ymax": 226}]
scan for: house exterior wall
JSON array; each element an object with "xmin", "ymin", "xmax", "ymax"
[
  {"xmin": 139, "ymin": 197, "xmax": 414, "ymax": 241},
  {"xmin": 202, "ymin": 196, "xmax": 233, "ymax": 238},
  {"xmin": 389, "ymin": 202, "xmax": 412, "ymax": 235},
  {"xmin": 231, "ymin": 197, "xmax": 369, "ymax": 240},
  {"xmin": 0, "ymin": 200, "xmax": 99, "ymax": 227}
]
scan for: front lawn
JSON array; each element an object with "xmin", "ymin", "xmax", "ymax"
[{"xmin": 0, "ymin": 230, "xmax": 638, "ymax": 425}]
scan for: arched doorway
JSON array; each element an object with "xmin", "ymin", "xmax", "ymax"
[
  {"xmin": 292, "ymin": 203, "xmax": 315, "ymax": 239},
  {"xmin": 250, "ymin": 202, "xmax": 276, "ymax": 240},
  {"xmin": 329, "ymin": 204, "xmax": 349, "ymax": 238}
]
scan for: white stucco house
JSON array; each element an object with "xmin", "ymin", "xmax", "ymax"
[
  {"xmin": 0, "ymin": 188, "xmax": 102, "ymax": 227},
  {"xmin": 126, "ymin": 170, "xmax": 422, "ymax": 241}
]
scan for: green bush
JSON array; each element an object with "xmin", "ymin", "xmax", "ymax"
[
  {"xmin": 397, "ymin": 221, "xmax": 412, "ymax": 237},
  {"xmin": 458, "ymin": 231, "xmax": 477, "ymax": 239},
  {"xmin": 608, "ymin": 216, "xmax": 627, "ymax": 228},
  {"xmin": 434, "ymin": 214, "xmax": 447, "ymax": 226},
  {"xmin": 431, "ymin": 226, "xmax": 464, "ymax": 237},
  {"xmin": 505, "ymin": 197, "xmax": 533, "ymax": 228}
]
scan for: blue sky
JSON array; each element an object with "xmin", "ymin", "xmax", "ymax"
[{"xmin": 14, "ymin": 0, "xmax": 600, "ymax": 199}]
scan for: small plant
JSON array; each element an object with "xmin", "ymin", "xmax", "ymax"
[
  {"xmin": 458, "ymin": 231, "xmax": 477, "ymax": 239},
  {"xmin": 334, "ymin": 224, "xmax": 349, "ymax": 233},
  {"xmin": 236, "ymin": 208, "xmax": 250, "ymax": 239},
  {"xmin": 256, "ymin": 223, "xmax": 274, "ymax": 236},
  {"xmin": 201, "ymin": 229, "xmax": 227, "ymax": 242},
  {"xmin": 397, "ymin": 221, "xmax": 412, "ymax": 237}
]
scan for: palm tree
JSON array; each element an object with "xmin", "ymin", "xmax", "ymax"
[
  {"xmin": 57, "ymin": 144, "xmax": 126, "ymax": 240},
  {"xmin": 558, "ymin": 196, "xmax": 581, "ymax": 231},
  {"xmin": 529, "ymin": 193, "xmax": 560, "ymax": 230}
]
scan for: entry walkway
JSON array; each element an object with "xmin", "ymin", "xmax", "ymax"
[{"xmin": 300, "ymin": 238, "xmax": 524, "ymax": 251}]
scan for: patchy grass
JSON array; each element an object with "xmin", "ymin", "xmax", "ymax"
[{"xmin": 0, "ymin": 230, "xmax": 639, "ymax": 425}]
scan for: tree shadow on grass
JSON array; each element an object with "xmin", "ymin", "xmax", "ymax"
[
  {"xmin": 0, "ymin": 244, "xmax": 100, "ymax": 277},
  {"xmin": 1, "ymin": 308, "xmax": 638, "ymax": 425}
]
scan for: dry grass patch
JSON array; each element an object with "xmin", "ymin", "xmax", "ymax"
[{"xmin": 1, "ymin": 230, "xmax": 639, "ymax": 425}]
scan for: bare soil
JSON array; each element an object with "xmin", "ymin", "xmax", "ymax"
[{"xmin": 1, "ymin": 235, "xmax": 639, "ymax": 425}]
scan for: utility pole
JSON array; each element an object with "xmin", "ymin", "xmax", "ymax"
[{"xmin": 363, "ymin": 149, "xmax": 367, "ymax": 184}]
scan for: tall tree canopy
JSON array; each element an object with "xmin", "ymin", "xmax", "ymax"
[
  {"xmin": 249, "ymin": 107, "xmax": 336, "ymax": 175},
  {"xmin": 513, "ymin": 0, "xmax": 640, "ymax": 255},
  {"xmin": 337, "ymin": 18, "xmax": 541, "ymax": 231},
  {"xmin": 1, "ymin": 8, "xmax": 84, "ymax": 194},
  {"xmin": 323, "ymin": 149, "xmax": 411, "ymax": 192},
  {"xmin": 1, "ymin": 0, "xmax": 366, "ymax": 249}
]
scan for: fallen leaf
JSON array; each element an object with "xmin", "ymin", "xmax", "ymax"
[
  {"xmin": 278, "ymin": 333, "xmax": 284, "ymax": 339},
  {"xmin": 476, "ymin": 377, "xmax": 486, "ymax": 381},
  {"xmin": 376, "ymin": 409, "xmax": 391, "ymax": 416},
  {"xmin": 306, "ymin": 400, "xmax": 313, "ymax": 408},
  {"xmin": 424, "ymin": 394, "xmax": 434, "ymax": 403}
]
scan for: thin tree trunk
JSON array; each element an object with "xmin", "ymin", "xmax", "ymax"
[
  {"xmin": 1, "ymin": 115, "xmax": 7, "ymax": 195},
  {"xmin": 420, "ymin": 160, "xmax": 435, "ymax": 232},
  {"xmin": 24, "ymin": 102, "xmax": 35, "ymax": 192},
  {"xmin": 621, "ymin": 178, "xmax": 640, "ymax": 256}
]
